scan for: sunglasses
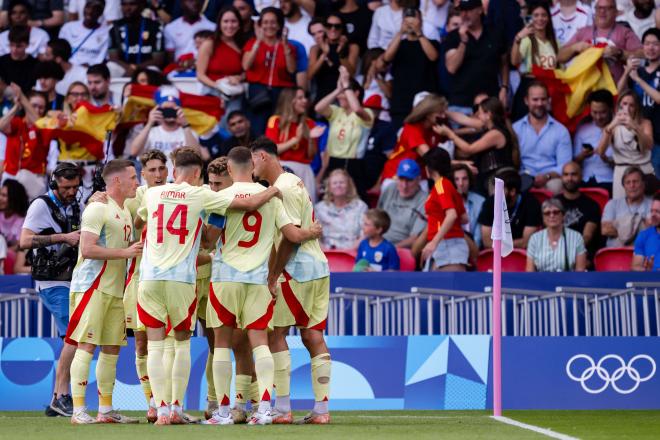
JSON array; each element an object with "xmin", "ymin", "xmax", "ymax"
[
  {"xmin": 326, "ymin": 23, "xmax": 342, "ymax": 29},
  {"xmin": 543, "ymin": 210, "xmax": 563, "ymax": 217}
]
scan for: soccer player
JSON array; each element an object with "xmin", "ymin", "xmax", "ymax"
[
  {"xmin": 204, "ymin": 147, "xmax": 322, "ymax": 426},
  {"xmin": 136, "ymin": 147, "xmax": 281, "ymax": 425},
  {"xmin": 251, "ymin": 137, "xmax": 332, "ymax": 424},
  {"xmin": 66, "ymin": 159, "xmax": 142, "ymax": 424},
  {"xmin": 124, "ymin": 150, "xmax": 168, "ymax": 423}
]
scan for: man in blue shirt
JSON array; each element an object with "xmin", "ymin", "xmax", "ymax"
[
  {"xmin": 632, "ymin": 193, "xmax": 660, "ymax": 271},
  {"xmin": 513, "ymin": 81, "xmax": 572, "ymax": 194}
]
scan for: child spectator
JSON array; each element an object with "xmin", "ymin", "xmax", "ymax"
[{"xmin": 355, "ymin": 208, "xmax": 400, "ymax": 271}]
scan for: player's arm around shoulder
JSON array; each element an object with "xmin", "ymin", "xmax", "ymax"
[
  {"xmin": 228, "ymin": 185, "xmax": 282, "ymax": 211},
  {"xmin": 80, "ymin": 203, "xmax": 143, "ymax": 261},
  {"xmin": 277, "ymin": 198, "xmax": 323, "ymax": 244}
]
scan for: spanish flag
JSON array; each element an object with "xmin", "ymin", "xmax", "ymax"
[
  {"xmin": 533, "ymin": 46, "xmax": 617, "ymax": 133},
  {"xmin": 36, "ymin": 102, "xmax": 117, "ymax": 160},
  {"xmin": 120, "ymin": 84, "xmax": 223, "ymax": 135}
]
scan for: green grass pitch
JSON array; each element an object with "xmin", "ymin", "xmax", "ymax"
[{"xmin": 0, "ymin": 410, "xmax": 659, "ymax": 439}]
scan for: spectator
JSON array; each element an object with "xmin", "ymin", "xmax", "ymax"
[
  {"xmin": 551, "ymin": 0, "xmax": 592, "ymax": 47},
  {"xmin": 0, "ymin": 234, "xmax": 6, "ymax": 274},
  {"xmin": 0, "ymin": 25, "xmax": 37, "ymax": 93},
  {"xmin": 315, "ymin": 168, "xmax": 368, "ymax": 249},
  {"xmin": 108, "ymin": 0, "xmax": 165, "ymax": 77},
  {"xmin": 1, "ymin": 0, "xmax": 64, "ymax": 36},
  {"xmin": 308, "ymin": 14, "xmax": 360, "ymax": 102},
  {"xmin": 479, "ymin": 169, "xmax": 542, "ymax": 249},
  {"xmin": 632, "ymin": 192, "xmax": 660, "ymax": 271},
  {"xmin": 435, "ymin": 96, "xmax": 520, "ymax": 194},
  {"xmin": 618, "ymin": 28, "xmax": 660, "ymax": 177},
  {"xmin": 44, "ymin": 39, "xmax": 89, "ymax": 96},
  {"xmin": 362, "ymin": 94, "xmax": 397, "ymax": 188},
  {"xmin": 444, "ymin": 0, "xmax": 508, "ymax": 114},
  {"xmin": 0, "ymin": 1, "xmax": 50, "ymax": 58},
  {"xmin": 58, "ymin": 0, "xmax": 110, "ymax": 67},
  {"xmin": 358, "ymin": 48, "xmax": 392, "ymax": 121},
  {"xmin": 67, "ymin": 0, "xmax": 123, "ymax": 24},
  {"xmin": 233, "ymin": 0, "xmax": 256, "ymax": 38},
  {"xmin": 617, "ymin": 0, "xmax": 659, "ymax": 41},
  {"xmin": 513, "ymin": 81, "xmax": 572, "ymax": 194},
  {"xmin": 316, "ymin": 0, "xmax": 373, "ymax": 55},
  {"xmin": 266, "ymin": 88, "xmax": 325, "ymax": 200},
  {"xmin": 556, "ymin": 161, "xmax": 601, "ymax": 257},
  {"xmin": 377, "ymin": 158, "xmax": 427, "ymax": 248},
  {"xmin": 558, "ymin": 0, "xmax": 642, "ymax": 83},
  {"xmin": 196, "ymin": 6, "xmax": 245, "ymax": 118},
  {"xmin": 242, "ymin": 6, "xmax": 296, "ymax": 134},
  {"xmin": 573, "ymin": 89, "xmax": 615, "ymax": 192},
  {"xmin": 367, "ymin": 0, "xmax": 439, "ymax": 50},
  {"xmin": 130, "ymin": 66, "xmax": 168, "ymax": 86},
  {"xmin": 355, "ymin": 208, "xmax": 400, "ymax": 271},
  {"xmin": 316, "ymin": 67, "xmax": 372, "ymax": 187},
  {"xmin": 216, "ymin": 110, "xmax": 254, "ymax": 158},
  {"xmin": 0, "ymin": 87, "xmax": 49, "ymax": 200},
  {"xmin": 164, "ymin": 0, "xmax": 215, "ymax": 63},
  {"xmin": 510, "ymin": 2, "xmax": 559, "ymax": 121},
  {"xmin": 597, "ymin": 90, "xmax": 654, "ymax": 199},
  {"xmin": 34, "ymin": 60, "xmax": 65, "ymax": 111},
  {"xmin": 526, "ymin": 198, "xmax": 588, "ymax": 272},
  {"xmin": 383, "ymin": 7, "xmax": 439, "ymax": 128},
  {"xmin": 420, "ymin": 147, "xmax": 467, "ymax": 271},
  {"xmin": 130, "ymin": 86, "xmax": 202, "ymax": 177},
  {"xmin": 86, "ymin": 63, "xmax": 114, "ymax": 106},
  {"xmin": 0, "ymin": 179, "xmax": 28, "ymax": 248},
  {"xmin": 452, "ymin": 163, "xmax": 485, "ymax": 248},
  {"xmin": 281, "ymin": 0, "xmax": 314, "ymax": 53},
  {"xmin": 602, "ymin": 166, "xmax": 652, "ymax": 247}
]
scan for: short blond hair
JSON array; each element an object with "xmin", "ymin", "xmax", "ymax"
[{"xmin": 322, "ymin": 169, "xmax": 359, "ymax": 204}]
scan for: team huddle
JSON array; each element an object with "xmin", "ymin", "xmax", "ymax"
[{"xmin": 64, "ymin": 138, "xmax": 331, "ymax": 426}]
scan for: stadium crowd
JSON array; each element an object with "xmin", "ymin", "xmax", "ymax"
[{"xmin": 0, "ymin": 0, "xmax": 659, "ymax": 276}]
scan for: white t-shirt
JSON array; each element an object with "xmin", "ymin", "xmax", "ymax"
[
  {"xmin": 551, "ymin": 1, "xmax": 593, "ymax": 47},
  {"xmin": 286, "ymin": 15, "xmax": 314, "ymax": 54},
  {"xmin": 67, "ymin": 0, "xmax": 122, "ymax": 24},
  {"xmin": 617, "ymin": 9, "xmax": 656, "ymax": 41},
  {"xmin": 55, "ymin": 64, "xmax": 89, "ymax": 96},
  {"xmin": 164, "ymin": 16, "xmax": 216, "ymax": 60},
  {"xmin": 145, "ymin": 125, "xmax": 198, "ymax": 178},
  {"xmin": 367, "ymin": 5, "xmax": 440, "ymax": 49},
  {"xmin": 0, "ymin": 27, "xmax": 49, "ymax": 57},
  {"xmin": 59, "ymin": 21, "xmax": 110, "ymax": 66}
]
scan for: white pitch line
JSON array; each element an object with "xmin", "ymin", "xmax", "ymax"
[
  {"xmin": 355, "ymin": 415, "xmax": 464, "ymax": 420},
  {"xmin": 491, "ymin": 416, "xmax": 579, "ymax": 440}
]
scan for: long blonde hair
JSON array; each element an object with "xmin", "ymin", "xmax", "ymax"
[
  {"xmin": 322, "ymin": 169, "xmax": 359, "ymax": 204},
  {"xmin": 274, "ymin": 87, "xmax": 311, "ymax": 144},
  {"xmin": 404, "ymin": 94, "xmax": 448, "ymax": 125}
]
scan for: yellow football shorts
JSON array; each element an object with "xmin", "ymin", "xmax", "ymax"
[
  {"xmin": 123, "ymin": 270, "xmax": 145, "ymax": 331},
  {"xmin": 196, "ymin": 276, "xmax": 210, "ymax": 323},
  {"xmin": 65, "ymin": 288, "xmax": 126, "ymax": 346},
  {"xmin": 207, "ymin": 281, "xmax": 274, "ymax": 330},
  {"xmin": 137, "ymin": 280, "xmax": 197, "ymax": 332},
  {"xmin": 273, "ymin": 272, "xmax": 329, "ymax": 330}
]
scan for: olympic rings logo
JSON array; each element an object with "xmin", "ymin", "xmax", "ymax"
[{"xmin": 566, "ymin": 354, "xmax": 656, "ymax": 394}]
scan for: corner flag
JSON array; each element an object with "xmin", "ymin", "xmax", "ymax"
[{"xmin": 491, "ymin": 178, "xmax": 514, "ymax": 257}]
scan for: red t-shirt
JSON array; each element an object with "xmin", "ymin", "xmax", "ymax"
[
  {"xmin": 265, "ymin": 115, "xmax": 316, "ymax": 164},
  {"xmin": 425, "ymin": 177, "xmax": 465, "ymax": 241},
  {"xmin": 381, "ymin": 122, "xmax": 440, "ymax": 180},
  {"xmin": 243, "ymin": 38, "xmax": 295, "ymax": 88},
  {"xmin": 4, "ymin": 117, "xmax": 50, "ymax": 176},
  {"xmin": 207, "ymin": 41, "xmax": 243, "ymax": 81}
]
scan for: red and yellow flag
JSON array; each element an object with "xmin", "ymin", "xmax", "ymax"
[
  {"xmin": 533, "ymin": 46, "xmax": 617, "ymax": 133},
  {"xmin": 120, "ymin": 84, "xmax": 223, "ymax": 135}
]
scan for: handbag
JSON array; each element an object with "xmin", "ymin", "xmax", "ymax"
[
  {"xmin": 216, "ymin": 77, "xmax": 245, "ymax": 99},
  {"xmin": 247, "ymin": 43, "xmax": 278, "ymax": 110}
]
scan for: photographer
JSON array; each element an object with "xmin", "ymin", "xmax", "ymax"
[
  {"xmin": 129, "ymin": 86, "xmax": 203, "ymax": 178},
  {"xmin": 19, "ymin": 162, "xmax": 82, "ymax": 418}
]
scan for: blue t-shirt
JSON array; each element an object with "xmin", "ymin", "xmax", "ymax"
[
  {"xmin": 355, "ymin": 238, "xmax": 400, "ymax": 271},
  {"xmin": 634, "ymin": 226, "xmax": 660, "ymax": 271}
]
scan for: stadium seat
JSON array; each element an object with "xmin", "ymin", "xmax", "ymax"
[
  {"xmin": 579, "ymin": 187, "xmax": 609, "ymax": 214},
  {"xmin": 366, "ymin": 187, "xmax": 380, "ymax": 208},
  {"xmin": 476, "ymin": 248, "xmax": 528, "ymax": 272},
  {"xmin": 325, "ymin": 250, "xmax": 357, "ymax": 272},
  {"xmin": 593, "ymin": 247, "xmax": 634, "ymax": 271},
  {"xmin": 529, "ymin": 188, "xmax": 553, "ymax": 205},
  {"xmin": 397, "ymin": 248, "xmax": 416, "ymax": 271},
  {"xmin": 2, "ymin": 249, "xmax": 15, "ymax": 275}
]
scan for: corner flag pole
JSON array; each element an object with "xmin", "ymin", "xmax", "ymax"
[{"xmin": 492, "ymin": 178, "xmax": 504, "ymax": 417}]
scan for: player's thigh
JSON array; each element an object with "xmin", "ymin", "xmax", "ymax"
[
  {"xmin": 163, "ymin": 281, "xmax": 197, "ymax": 331},
  {"xmin": 196, "ymin": 276, "xmax": 210, "ymax": 322},
  {"xmin": 66, "ymin": 289, "xmax": 105, "ymax": 346},
  {"xmin": 138, "ymin": 280, "xmax": 168, "ymax": 327},
  {"xmin": 207, "ymin": 281, "xmax": 243, "ymax": 328},
  {"xmin": 304, "ymin": 276, "xmax": 330, "ymax": 329},
  {"xmin": 100, "ymin": 294, "xmax": 127, "ymax": 346},
  {"xmin": 243, "ymin": 284, "xmax": 274, "ymax": 331}
]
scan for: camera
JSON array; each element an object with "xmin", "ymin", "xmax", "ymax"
[{"xmin": 160, "ymin": 107, "xmax": 178, "ymax": 119}]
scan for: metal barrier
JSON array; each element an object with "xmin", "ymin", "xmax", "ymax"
[{"xmin": 0, "ymin": 289, "xmax": 58, "ymax": 337}]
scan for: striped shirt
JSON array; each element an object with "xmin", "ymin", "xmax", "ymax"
[{"xmin": 527, "ymin": 228, "xmax": 586, "ymax": 272}]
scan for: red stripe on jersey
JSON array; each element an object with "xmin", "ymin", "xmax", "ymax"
[
  {"xmin": 279, "ymin": 271, "xmax": 310, "ymax": 327},
  {"xmin": 137, "ymin": 301, "xmax": 166, "ymax": 328},
  {"xmin": 209, "ymin": 282, "xmax": 237, "ymax": 327},
  {"xmin": 65, "ymin": 261, "xmax": 107, "ymax": 342},
  {"xmin": 310, "ymin": 319, "xmax": 327, "ymax": 331},
  {"xmin": 173, "ymin": 296, "xmax": 198, "ymax": 331},
  {"xmin": 246, "ymin": 299, "xmax": 274, "ymax": 330}
]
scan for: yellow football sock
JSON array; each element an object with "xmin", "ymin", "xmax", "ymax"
[
  {"xmin": 253, "ymin": 345, "xmax": 274, "ymax": 408},
  {"xmin": 70, "ymin": 349, "xmax": 93, "ymax": 410},
  {"xmin": 171, "ymin": 339, "xmax": 191, "ymax": 407},
  {"xmin": 249, "ymin": 379, "xmax": 259, "ymax": 404},
  {"xmin": 272, "ymin": 350, "xmax": 291, "ymax": 397},
  {"xmin": 311, "ymin": 353, "xmax": 331, "ymax": 406},
  {"xmin": 163, "ymin": 337, "xmax": 175, "ymax": 404},
  {"xmin": 135, "ymin": 354, "xmax": 152, "ymax": 405},
  {"xmin": 212, "ymin": 348, "xmax": 232, "ymax": 414},
  {"xmin": 147, "ymin": 340, "xmax": 166, "ymax": 407},
  {"xmin": 234, "ymin": 374, "xmax": 251, "ymax": 407},
  {"xmin": 205, "ymin": 352, "xmax": 216, "ymax": 402},
  {"xmin": 96, "ymin": 352, "xmax": 118, "ymax": 410}
]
